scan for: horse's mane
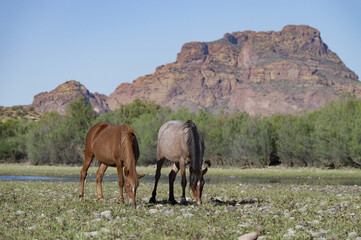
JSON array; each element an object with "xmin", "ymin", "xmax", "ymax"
[
  {"xmin": 120, "ymin": 125, "xmax": 139, "ymax": 173},
  {"xmin": 184, "ymin": 120, "xmax": 201, "ymax": 188}
]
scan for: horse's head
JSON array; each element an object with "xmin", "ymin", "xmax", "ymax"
[
  {"xmin": 190, "ymin": 160, "xmax": 210, "ymax": 204},
  {"xmin": 124, "ymin": 167, "xmax": 145, "ymax": 206}
]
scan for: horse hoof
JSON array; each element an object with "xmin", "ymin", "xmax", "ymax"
[
  {"xmin": 180, "ymin": 199, "xmax": 187, "ymax": 205},
  {"xmin": 149, "ymin": 198, "xmax": 156, "ymax": 204},
  {"xmin": 169, "ymin": 200, "xmax": 177, "ymax": 205}
]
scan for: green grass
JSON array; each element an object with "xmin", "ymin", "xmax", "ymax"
[
  {"xmin": 0, "ymin": 165, "xmax": 361, "ymax": 239},
  {"xmin": 1, "ymin": 181, "xmax": 360, "ymax": 239}
]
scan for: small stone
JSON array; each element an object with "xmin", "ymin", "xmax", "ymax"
[
  {"xmin": 238, "ymin": 223, "xmax": 250, "ymax": 228},
  {"xmin": 312, "ymin": 220, "xmax": 320, "ymax": 225},
  {"xmin": 91, "ymin": 218, "xmax": 102, "ymax": 223},
  {"xmin": 100, "ymin": 210, "xmax": 112, "ymax": 219},
  {"xmin": 115, "ymin": 216, "xmax": 125, "ymax": 221},
  {"xmin": 183, "ymin": 213, "xmax": 194, "ymax": 218},
  {"xmin": 226, "ymin": 205, "xmax": 236, "ymax": 212},
  {"xmin": 149, "ymin": 208, "xmax": 158, "ymax": 214},
  {"xmin": 108, "ymin": 198, "xmax": 119, "ymax": 204},
  {"xmin": 348, "ymin": 232, "xmax": 357, "ymax": 237},
  {"xmin": 295, "ymin": 225, "xmax": 304, "ymax": 230},
  {"xmin": 28, "ymin": 225, "xmax": 37, "ymax": 230},
  {"xmin": 92, "ymin": 211, "xmax": 100, "ymax": 217},
  {"xmin": 284, "ymin": 212, "xmax": 291, "ymax": 218},
  {"xmin": 101, "ymin": 228, "xmax": 111, "ymax": 233},
  {"xmin": 346, "ymin": 213, "xmax": 356, "ymax": 217},
  {"xmin": 238, "ymin": 231, "xmax": 259, "ymax": 240},
  {"xmin": 67, "ymin": 209, "xmax": 76, "ymax": 214},
  {"xmin": 164, "ymin": 209, "xmax": 174, "ymax": 216},
  {"xmin": 16, "ymin": 210, "xmax": 25, "ymax": 215},
  {"xmin": 327, "ymin": 208, "xmax": 337, "ymax": 215},
  {"xmin": 309, "ymin": 230, "xmax": 323, "ymax": 237},
  {"xmin": 284, "ymin": 228, "xmax": 296, "ymax": 238},
  {"xmin": 84, "ymin": 231, "xmax": 99, "ymax": 237}
]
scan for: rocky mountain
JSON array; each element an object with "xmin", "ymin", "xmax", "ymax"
[
  {"xmin": 32, "ymin": 80, "xmax": 109, "ymax": 114},
  {"xmin": 107, "ymin": 25, "xmax": 360, "ymax": 115}
]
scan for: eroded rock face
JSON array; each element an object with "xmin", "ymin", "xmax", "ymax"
[
  {"xmin": 32, "ymin": 80, "xmax": 109, "ymax": 114},
  {"xmin": 107, "ymin": 25, "xmax": 360, "ymax": 115}
]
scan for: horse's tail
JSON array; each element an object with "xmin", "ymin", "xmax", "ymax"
[{"xmin": 185, "ymin": 120, "xmax": 201, "ymax": 188}]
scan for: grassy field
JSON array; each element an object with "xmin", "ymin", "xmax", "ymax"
[{"xmin": 0, "ymin": 165, "xmax": 361, "ymax": 239}]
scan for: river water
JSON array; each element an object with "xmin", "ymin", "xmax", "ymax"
[{"xmin": 1, "ymin": 174, "xmax": 361, "ymax": 186}]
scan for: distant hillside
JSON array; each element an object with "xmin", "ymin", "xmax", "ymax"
[
  {"xmin": 32, "ymin": 80, "xmax": 109, "ymax": 114},
  {"xmin": 0, "ymin": 105, "xmax": 44, "ymax": 121},
  {"xmin": 107, "ymin": 25, "xmax": 360, "ymax": 115}
]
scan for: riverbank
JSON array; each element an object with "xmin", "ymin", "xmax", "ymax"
[{"xmin": 1, "ymin": 163, "xmax": 361, "ymax": 179}]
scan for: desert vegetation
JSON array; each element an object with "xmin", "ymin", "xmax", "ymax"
[{"xmin": 1, "ymin": 96, "xmax": 361, "ymax": 168}]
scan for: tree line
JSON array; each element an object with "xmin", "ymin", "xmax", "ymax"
[{"xmin": 1, "ymin": 96, "xmax": 361, "ymax": 168}]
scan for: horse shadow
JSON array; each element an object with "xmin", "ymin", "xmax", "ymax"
[
  {"xmin": 145, "ymin": 199, "xmax": 194, "ymax": 206},
  {"xmin": 208, "ymin": 197, "xmax": 259, "ymax": 206},
  {"xmin": 145, "ymin": 197, "xmax": 259, "ymax": 206}
]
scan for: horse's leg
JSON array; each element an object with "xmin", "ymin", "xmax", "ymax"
[
  {"xmin": 149, "ymin": 158, "xmax": 165, "ymax": 203},
  {"xmin": 179, "ymin": 157, "xmax": 187, "ymax": 205},
  {"xmin": 169, "ymin": 162, "xmax": 179, "ymax": 205},
  {"xmin": 79, "ymin": 151, "xmax": 94, "ymax": 200},
  {"xmin": 96, "ymin": 163, "xmax": 108, "ymax": 201},
  {"xmin": 116, "ymin": 160, "xmax": 125, "ymax": 204}
]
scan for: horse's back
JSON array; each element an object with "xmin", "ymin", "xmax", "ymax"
[
  {"xmin": 85, "ymin": 123, "xmax": 119, "ymax": 163},
  {"xmin": 158, "ymin": 120, "xmax": 183, "ymax": 137},
  {"xmin": 157, "ymin": 120, "xmax": 188, "ymax": 162},
  {"xmin": 88, "ymin": 122, "xmax": 112, "ymax": 138}
]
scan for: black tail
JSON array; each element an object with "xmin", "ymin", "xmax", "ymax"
[{"xmin": 185, "ymin": 120, "xmax": 201, "ymax": 188}]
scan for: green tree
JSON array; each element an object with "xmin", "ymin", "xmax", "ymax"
[
  {"xmin": 0, "ymin": 119, "xmax": 29, "ymax": 162},
  {"xmin": 97, "ymin": 98, "xmax": 163, "ymax": 126},
  {"xmin": 65, "ymin": 97, "xmax": 98, "ymax": 146},
  {"xmin": 276, "ymin": 114, "xmax": 316, "ymax": 167},
  {"xmin": 26, "ymin": 97, "xmax": 97, "ymax": 165},
  {"xmin": 26, "ymin": 111, "xmax": 64, "ymax": 165},
  {"xmin": 313, "ymin": 96, "xmax": 361, "ymax": 168}
]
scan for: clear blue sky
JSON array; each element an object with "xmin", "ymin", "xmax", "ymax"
[{"xmin": 1, "ymin": 0, "xmax": 360, "ymax": 107}]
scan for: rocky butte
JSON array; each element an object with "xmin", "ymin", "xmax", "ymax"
[
  {"xmin": 107, "ymin": 25, "xmax": 360, "ymax": 115},
  {"xmin": 32, "ymin": 80, "xmax": 109, "ymax": 114}
]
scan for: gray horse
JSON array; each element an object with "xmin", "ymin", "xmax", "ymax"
[{"xmin": 149, "ymin": 120, "xmax": 209, "ymax": 205}]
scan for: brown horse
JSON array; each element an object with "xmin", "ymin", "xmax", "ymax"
[
  {"xmin": 149, "ymin": 120, "xmax": 209, "ymax": 205},
  {"xmin": 79, "ymin": 122, "xmax": 144, "ymax": 206}
]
